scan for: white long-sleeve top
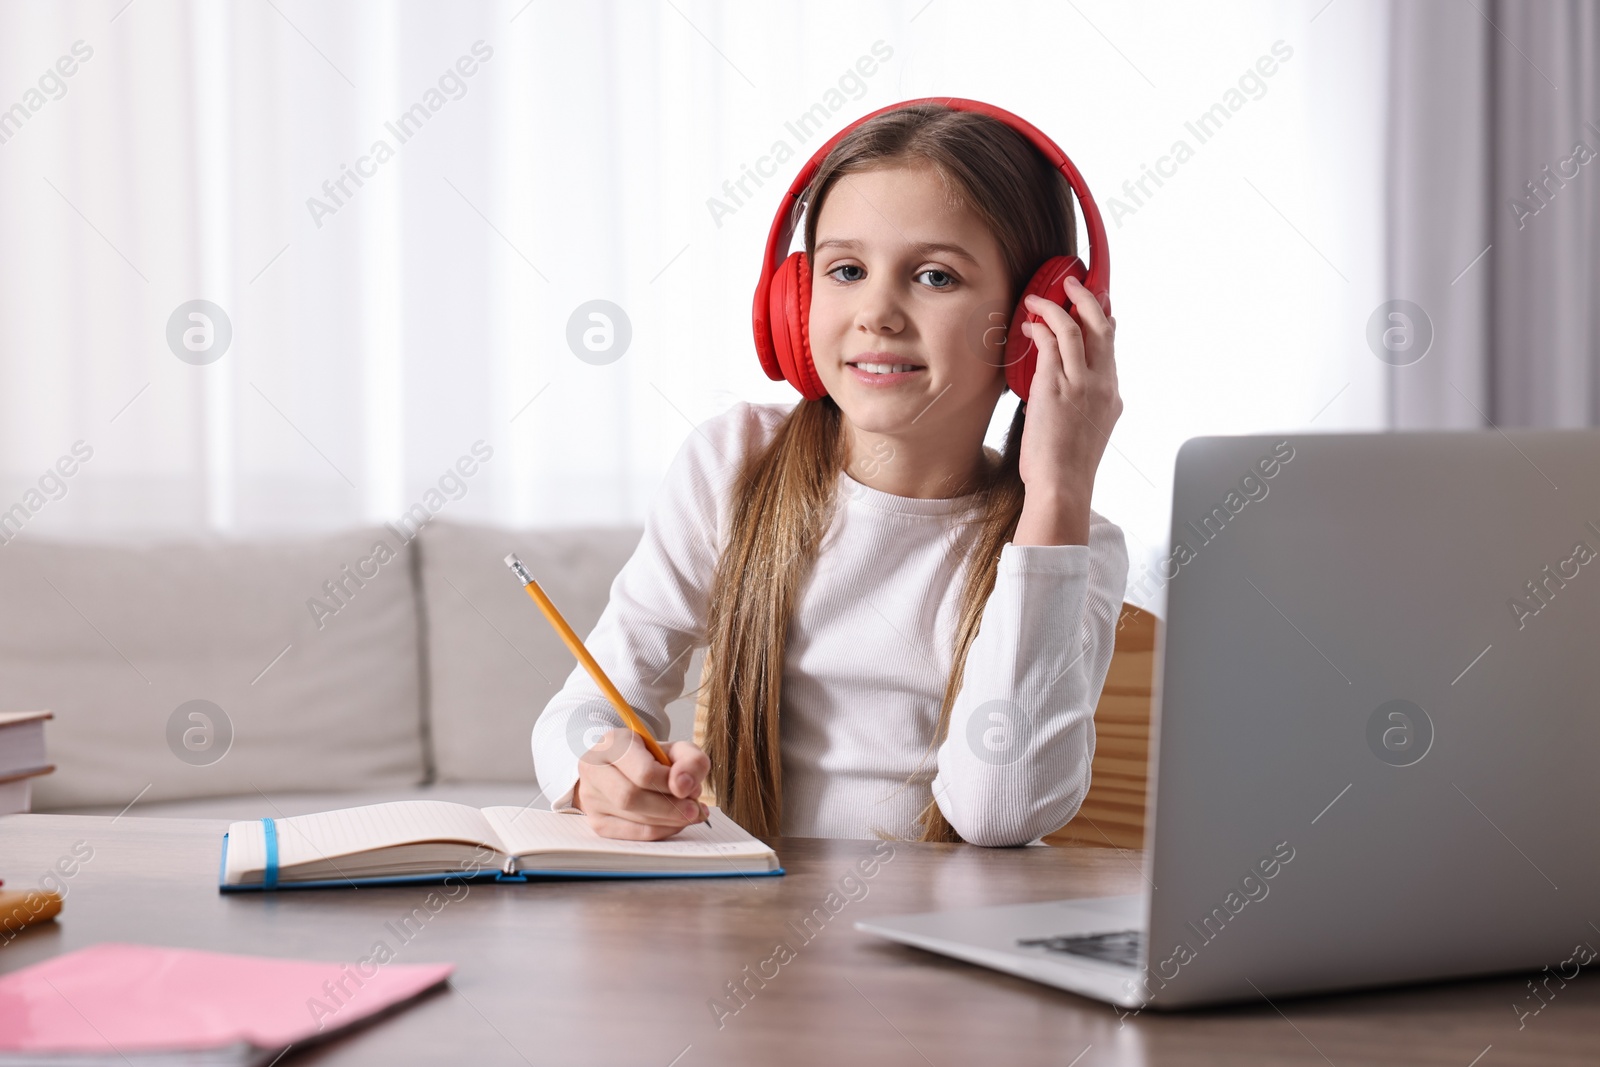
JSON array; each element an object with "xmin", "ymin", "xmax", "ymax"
[{"xmin": 530, "ymin": 401, "xmax": 1129, "ymax": 846}]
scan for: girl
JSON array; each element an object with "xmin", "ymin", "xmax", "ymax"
[{"xmin": 531, "ymin": 102, "xmax": 1127, "ymax": 847}]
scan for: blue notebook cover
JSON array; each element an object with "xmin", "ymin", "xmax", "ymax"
[{"xmin": 217, "ymin": 818, "xmax": 784, "ymax": 892}]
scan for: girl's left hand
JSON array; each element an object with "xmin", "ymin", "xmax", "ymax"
[{"xmin": 1016, "ymin": 277, "xmax": 1122, "ymax": 506}]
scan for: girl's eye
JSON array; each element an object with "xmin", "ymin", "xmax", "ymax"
[{"xmin": 825, "ymin": 265, "xmax": 956, "ymax": 288}]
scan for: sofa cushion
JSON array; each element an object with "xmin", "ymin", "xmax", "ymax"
[
  {"xmin": 3, "ymin": 527, "xmax": 427, "ymax": 810},
  {"xmin": 415, "ymin": 520, "xmax": 705, "ymax": 786}
]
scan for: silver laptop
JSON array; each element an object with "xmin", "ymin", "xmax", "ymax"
[{"xmin": 857, "ymin": 430, "xmax": 1600, "ymax": 1010}]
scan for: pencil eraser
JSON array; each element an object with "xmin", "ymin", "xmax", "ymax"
[{"xmin": 504, "ymin": 553, "xmax": 519, "ymax": 567}]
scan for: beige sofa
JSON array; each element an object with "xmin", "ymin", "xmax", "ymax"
[{"xmin": 1, "ymin": 520, "xmax": 705, "ymax": 821}]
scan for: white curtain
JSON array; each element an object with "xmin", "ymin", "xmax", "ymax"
[
  {"xmin": 1386, "ymin": 0, "xmax": 1600, "ymax": 429},
  {"xmin": 0, "ymin": 0, "xmax": 1389, "ymax": 619}
]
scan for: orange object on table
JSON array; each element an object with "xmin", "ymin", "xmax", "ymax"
[{"xmin": 0, "ymin": 888, "xmax": 63, "ymax": 935}]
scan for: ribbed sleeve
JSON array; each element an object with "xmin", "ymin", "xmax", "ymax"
[{"xmin": 931, "ymin": 523, "xmax": 1130, "ymax": 846}]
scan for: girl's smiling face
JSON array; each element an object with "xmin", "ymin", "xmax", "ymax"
[{"xmin": 808, "ymin": 163, "xmax": 1014, "ymax": 488}]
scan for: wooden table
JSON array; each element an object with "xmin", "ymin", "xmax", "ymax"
[{"xmin": 1, "ymin": 815, "xmax": 1595, "ymax": 1066}]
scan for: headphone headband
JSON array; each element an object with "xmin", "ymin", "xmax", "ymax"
[{"xmin": 752, "ymin": 97, "xmax": 1110, "ymax": 383}]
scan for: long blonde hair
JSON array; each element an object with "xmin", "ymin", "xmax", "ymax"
[{"xmin": 700, "ymin": 103, "xmax": 1078, "ymax": 841}]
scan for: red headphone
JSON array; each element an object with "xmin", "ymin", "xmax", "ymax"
[{"xmin": 751, "ymin": 97, "xmax": 1110, "ymax": 404}]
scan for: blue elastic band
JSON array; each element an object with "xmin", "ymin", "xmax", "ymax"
[{"xmin": 261, "ymin": 817, "xmax": 279, "ymax": 890}]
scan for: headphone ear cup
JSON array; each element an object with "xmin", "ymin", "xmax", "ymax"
[
  {"xmin": 768, "ymin": 251, "xmax": 826, "ymax": 400},
  {"xmin": 1004, "ymin": 255, "xmax": 1088, "ymax": 402}
]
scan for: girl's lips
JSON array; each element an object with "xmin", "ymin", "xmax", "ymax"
[{"xmin": 847, "ymin": 364, "xmax": 926, "ymax": 387}]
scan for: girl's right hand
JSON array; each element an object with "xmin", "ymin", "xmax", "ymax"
[{"xmin": 572, "ymin": 728, "xmax": 711, "ymax": 840}]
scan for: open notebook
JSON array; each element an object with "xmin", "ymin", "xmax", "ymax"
[{"xmin": 219, "ymin": 800, "xmax": 782, "ymax": 890}]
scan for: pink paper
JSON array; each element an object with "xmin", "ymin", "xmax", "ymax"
[{"xmin": 0, "ymin": 942, "xmax": 454, "ymax": 1053}]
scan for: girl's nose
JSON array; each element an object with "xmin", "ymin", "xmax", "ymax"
[{"xmin": 854, "ymin": 280, "xmax": 905, "ymax": 334}]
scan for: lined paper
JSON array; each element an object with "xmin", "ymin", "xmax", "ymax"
[
  {"xmin": 225, "ymin": 801, "xmax": 501, "ymax": 881},
  {"xmin": 482, "ymin": 806, "xmax": 774, "ymax": 860},
  {"xmin": 223, "ymin": 801, "xmax": 777, "ymax": 884}
]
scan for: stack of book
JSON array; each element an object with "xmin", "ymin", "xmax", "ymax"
[{"xmin": 0, "ymin": 711, "xmax": 54, "ymax": 815}]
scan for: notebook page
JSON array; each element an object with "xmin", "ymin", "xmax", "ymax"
[
  {"xmin": 482, "ymin": 805, "xmax": 774, "ymax": 860},
  {"xmin": 226, "ymin": 801, "xmax": 501, "ymax": 879}
]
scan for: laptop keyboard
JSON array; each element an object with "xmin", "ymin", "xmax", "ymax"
[{"xmin": 1017, "ymin": 929, "xmax": 1144, "ymax": 968}]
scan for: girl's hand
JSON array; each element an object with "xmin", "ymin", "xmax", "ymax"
[
  {"xmin": 1014, "ymin": 278, "xmax": 1121, "ymax": 541},
  {"xmin": 573, "ymin": 728, "xmax": 711, "ymax": 840}
]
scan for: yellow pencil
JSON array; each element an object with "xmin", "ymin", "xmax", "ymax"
[{"xmin": 504, "ymin": 553, "xmax": 672, "ymax": 767}]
